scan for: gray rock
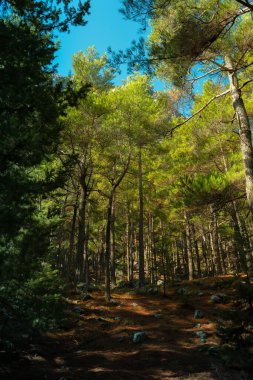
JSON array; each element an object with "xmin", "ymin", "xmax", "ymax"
[
  {"xmin": 211, "ymin": 293, "xmax": 228, "ymax": 303},
  {"xmin": 133, "ymin": 331, "xmax": 147, "ymax": 344},
  {"xmin": 154, "ymin": 313, "xmax": 162, "ymax": 319},
  {"xmin": 196, "ymin": 331, "xmax": 207, "ymax": 340},
  {"xmin": 211, "ymin": 295, "xmax": 222, "ymax": 303},
  {"xmin": 177, "ymin": 287, "xmax": 187, "ymax": 295},
  {"xmin": 96, "ymin": 317, "xmax": 108, "ymax": 322},
  {"xmin": 194, "ymin": 309, "xmax": 204, "ymax": 319},
  {"xmin": 73, "ymin": 307, "xmax": 85, "ymax": 315}
]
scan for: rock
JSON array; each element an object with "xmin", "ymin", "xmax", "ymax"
[
  {"xmin": 196, "ymin": 331, "xmax": 207, "ymax": 340},
  {"xmin": 211, "ymin": 295, "xmax": 222, "ymax": 303},
  {"xmin": 154, "ymin": 313, "xmax": 162, "ymax": 319},
  {"xmin": 83, "ymin": 294, "xmax": 93, "ymax": 301},
  {"xmin": 177, "ymin": 287, "xmax": 187, "ymax": 295},
  {"xmin": 194, "ymin": 310, "xmax": 204, "ymax": 319},
  {"xmin": 133, "ymin": 331, "xmax": 147, "ymax": 344},
  {"xmin": 147, "ymin": 286, "xmax": 158, "ymax": 294},
  {"xmin": 96, "ymin": 317, "xmax": 108, "ymax": 322},
  {"xmin": 73, "ymin": 307, "xmax": 85, "ymax": 315},
  {"xmin": 114, "ymin": 317, "xmax": 121, "ymax": 321},
  {"xmin": 211, "ymin": 293, "xmax": 228, "ymax": 303}
]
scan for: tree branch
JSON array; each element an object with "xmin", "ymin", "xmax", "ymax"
[{"xmin": 171, "ymin": 89, "xmax": 230, "ymax": 132}]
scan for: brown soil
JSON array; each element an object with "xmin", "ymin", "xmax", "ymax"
[{"xmin": 1, "ymin": 277, "xmax": 250, "ymax": 380}]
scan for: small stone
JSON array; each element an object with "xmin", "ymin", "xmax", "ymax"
[
  {"xmin": 114, "ymin": 317, "xmax": 121, "ymax": 321},
  {"xmin": 194, "ymin": 310, "xmax": 204, "ymax": 319},
  {"xmin": 177, "ymin": 288, "xmax": 187, "ymax": 295},
  {"xmin": 154, "ymin": 314, "xmax": 162, "ymax": 319},
  {"xmin": 133, "ymin": 331, "xmax": 147, "ymax": 344},
  {"xmin": 96, "ymin": 317, "xmax": 108, "ymax": 322},
  {"xmin": 73, "ymin": 307, "xmax": 85, "ymax": 315},
  {"xmin": 196, "ymin": 331, "xmax": 207, "ymax": 340},
  {"xmin": 210, "ymin": 295, "xmax": 222, "ymax": 303}
]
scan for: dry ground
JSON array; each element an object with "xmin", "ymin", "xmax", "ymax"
[{"xmin": 1, "ymin": 277, "xmax": 251, "ymax": 380}]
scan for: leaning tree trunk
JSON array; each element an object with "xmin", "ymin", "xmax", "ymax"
[
  {"xmin": 225, "ymin": 55, "xmax": 253, "ymax": 272},
  {"xmin": 225, "ymin": 56, "xmax": 253, "ymax": 216}
]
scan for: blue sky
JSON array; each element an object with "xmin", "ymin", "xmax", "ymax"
[{"xmin": 55, "ymin": 0, "xmax": 147, "ymax": 84}]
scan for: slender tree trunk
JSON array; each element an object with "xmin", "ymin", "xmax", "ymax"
[
  {"xmin": 192, "ymin": 224, "xmax": 201, "ymax": 278},
  {"xmin": 184, "ymin": 213, "xmax": 194, "ymax": 281},
  {"xmin": 105, "ymin": 195, "xmax": 113, "ymax": 302},
  {"xmin": 110, "ymin": 195, "xmax": 116, "ymax": 286},
  {"xmin": 76, "ymin": 184, "xmax": 87, "ymax": 282},
  {"xmin": 210, "ymin": 204, "xmax": 222, "ymax": 275},
  {"xmin": 201, "ymin": 230, "xmax": 209, "ymax": 276},
  {"xmin": 69, "ymin": 191, "xmax": 79, "ymax": 281},
  {"xmin": 225, "ymin": 55, "xmax": 253, "ymax": 221},
  {"xmin": 84, "ymin": 206, "xmax": 90, "ymax": 293},
  {"xmin": 138, "ymin": 146, "xmax": 145, "ymax": 287}
]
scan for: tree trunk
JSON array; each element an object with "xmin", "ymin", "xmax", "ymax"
[
  {"xmin": 69, "ymin": 191, "xmax": 79, "ymax": 281},
  {"xmin": 110, "ymin": 195, "xmax": 116, "ymax": 286},
  {"xmin": 76, "ymin": 184, "xmax": 87, "ymax": 282},
  {"xmin": 225, "ymin": 55, "xmax": 253, "ymax": 220},
  {"xmin": 210, "ymin": 204, "xmax": 222, "ymax": 275},
  {"xmin": 138, "ymin": 147, "xmax": 145, "ymax": 287},
  {"xmin": 184, "ymin": 213, "xmax": 194, "ymax": 281},
  {"xmin": 105, "ymin": 195, "xmax": 113, "ymax": 302}
]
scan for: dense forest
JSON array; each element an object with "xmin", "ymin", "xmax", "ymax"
[{"xmin": 1, "ymin": 1, "xmax": 253, "ymax": 379}]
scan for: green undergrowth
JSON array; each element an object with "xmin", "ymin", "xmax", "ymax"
[{"xmin": 0, "ymin": 263, "xmax": 68, "ymax": 352}]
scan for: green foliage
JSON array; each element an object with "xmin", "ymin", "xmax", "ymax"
[{"xmin": 0, "ymin": 263, "xmax": 67, "ymax": 346}]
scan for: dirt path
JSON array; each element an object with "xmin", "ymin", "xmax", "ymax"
[{"xmin": 4, "ymin": 282, "xmax": 250, "ymax": 380}]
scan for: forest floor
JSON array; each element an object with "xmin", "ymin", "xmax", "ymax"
[{"xmin": 2, "ymin": 276, "xmax": 252, "ymax": 380}]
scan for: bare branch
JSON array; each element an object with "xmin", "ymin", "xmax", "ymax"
[{"xmin": 171, "ymin": 89, "xmax": 230, "ymax": 132}]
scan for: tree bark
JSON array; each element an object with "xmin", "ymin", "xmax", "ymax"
[
  {"xmin": 138, "ymin": 147, "xmax": 145, "ymax": 287},
  {"xmin": 225, "ymin": 55, "xmax": 253, "ymax": 221},
  {"xmin": 184, "ymin": 213, "xmax": 194, "ymax": 281},
  {"xmin": 210, "ymin": 204, "xmax": 222, "ymax": 275}
]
